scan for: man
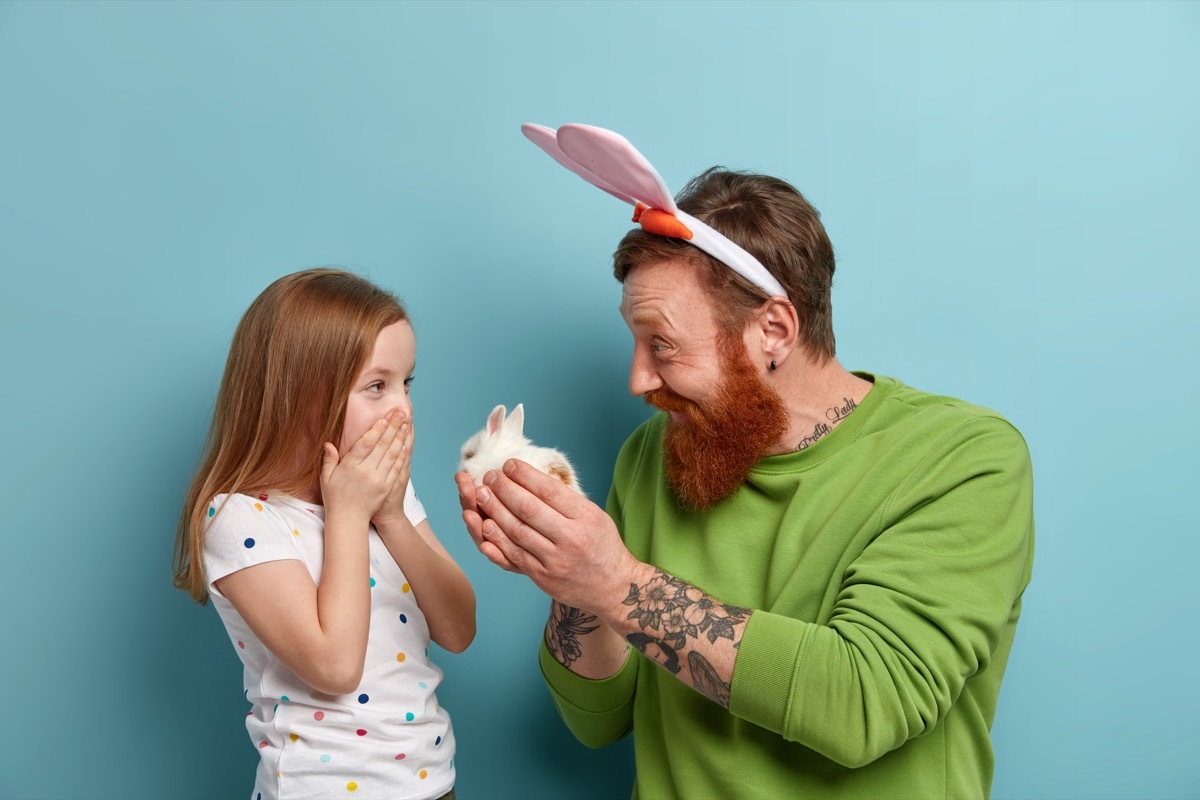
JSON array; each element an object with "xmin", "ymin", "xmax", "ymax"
[{"xmin": 457, "ymin": 152, "xmax": 1033, "ymax": 798}]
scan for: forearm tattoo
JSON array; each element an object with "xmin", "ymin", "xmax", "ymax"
[
  {"xmin": 622, "ymin": 570, "xmax": 749, "ymax": 706},
  {"xmin": 545, "ymin": 601, "xmax": 600, "ymax": 669}
]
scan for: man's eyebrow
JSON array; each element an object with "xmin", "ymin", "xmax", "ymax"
[{"xmin": 630, "ymin": 310, "xmax": 671, "ymax": 330}]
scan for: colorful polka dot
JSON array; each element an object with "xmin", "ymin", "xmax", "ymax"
[
  {"xmin": 435, "ymin": 735, "xmax": 442, "ymax": 746},
  {"xmin": 254, "ymin": 502, "xmax": 264, "ymax": 512},
  {"xmin": 259, "ymin": 741, "xmax": 268, "ymax": 749},
  {"xmin": 399, "ymin": 613, "xmax": 408, "ymax": 623},
  {"xmin": 273, "ymin": 703, "xmax": 279, "ymax": 713},
  {"xmin": 347, "ymin": 783, "xmax": 357, "ymax": 793},
  {"xmin": 320, "ymin": 754, "xmax": 332, "ymax": 763},
  {"xmin": 358, "ymin": 693, "xmax": 369, "ymax": 704},
  {"xmin": 290, "ymin": 733, "xmax": 299, "ymax": 742},
  {"xmin": 394, "ymin": 753, "xmax": 406, "ymax": 760},
  {"xmin": 419, "ymin": 770, "xmax": 428, "ymax": 780},
  {"xmin": 208, "ymin": 507, "xmax": 215, "ymax": 517},
  {"xmin": 258, "ymin": 493, "xmax": 269, "ymax": 501},
  {"xmin": 418, "ymin": 681, "xmax": 427, "ymax": 689},
  {"xmin": 405, "ymin": 712, "xmax": 415, "ymax": 722},
  {"xmin": 356, "ymin": 729, "xmax": 367, "ymax": 736},
  {"xmin": 281, "ymin": 695, "xmax": 290, "ymax": 702},
  {"xmin": 396, "ymin": 652, "xmax": 406, "ymax": 663},
  {"xmin": 244, "ymin": 538, "xmax": 255, "ymax": 548},
  {"xmin": 401, "ymin": 582, "xmax": 411, "ymax": 593},
  {"xmin": 369, "ymin": 577, "xmax": 376, "ymax": 588},
  {"xmin": 314, "ymin": 711, "xmax": 325, "ymax": 721},
  {"xmin": 237, "ymin": 640, "xmax": 245, "ymax": 649},
  {"xmin": 293, "ymin": 529, "xmax": 300, "ymax": 536}
]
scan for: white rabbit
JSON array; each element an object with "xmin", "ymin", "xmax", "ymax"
[{"xmin": 459, "ymin": 404, "xmax": 582, "ymax": 494}]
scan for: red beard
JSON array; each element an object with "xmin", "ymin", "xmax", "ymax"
[{"xmin": 644, "ymin": 337, "xmax": 789, "ymax": 510}]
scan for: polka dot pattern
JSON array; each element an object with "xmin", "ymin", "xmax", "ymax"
[{"xmin": 214, "ymin": 492, "xmax": 452, "ymax": 787}]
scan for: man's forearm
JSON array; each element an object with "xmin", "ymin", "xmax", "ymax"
[
  {"xmin": 599, "ymin": 564, "xmax": 750, "ymax": 707},
  {"xmin": 544, "ymin": 600, "xmax": 630, "ymax": 679}
]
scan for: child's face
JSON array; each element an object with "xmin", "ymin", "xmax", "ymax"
[{"xmin": 339, "ymin": 320, "xmax": 416, "ymax": 455}]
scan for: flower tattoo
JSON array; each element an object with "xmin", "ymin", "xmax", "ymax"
[{"xmin": 622, "ymin": 570, "xmax": 750, "ymax": 706}]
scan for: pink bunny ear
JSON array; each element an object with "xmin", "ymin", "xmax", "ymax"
[
  {"xmin": 521, "ymin": 124, "xmax": 636, "ymax": 205},
  {"xmin": 486, "ymin": 405, "xmax": 506, "ymax": 436},
  {"xmin": 555, "ymin": 124, "xmax": 678, "ymax": 214},
  {"xmin": 521, "ymin": 122, "xmax": 788, "ymax": 299},
  {"xmin": 506, "ymin": 403, "xmax": 526, "ymax": 437}
]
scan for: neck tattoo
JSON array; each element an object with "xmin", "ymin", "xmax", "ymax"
[{"xmin": 796, "ymin": 396, "xmax": 859, "ymax": 451}]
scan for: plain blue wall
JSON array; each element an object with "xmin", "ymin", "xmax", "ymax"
[{"xmin": 1, "ymin": 1, "xmax": 1197, "ymax": 798}]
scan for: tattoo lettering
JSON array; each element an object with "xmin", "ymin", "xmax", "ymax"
[
  {"xmin": 621, "ymin": 571, "xmax": 750, "ymax": 706},
  {"xmin": 545, "ymin": 601, "xmax": 600, "ymax": 668},
  {"xmin": 796, "ymin": 421, "xmax": 831, "ymax": 450},
  {"xmin": 827, "ymin": 396, "xmax": 858, "ymax": 424},
  {"xmin": 798, "ymin": 397, "xmax": 860, "ymax": 450}
]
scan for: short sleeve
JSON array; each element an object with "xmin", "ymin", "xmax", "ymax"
[
  {"xmin": 404, "ymin": 480, "xmax": 427, "ymax": 527},
  {"xmin": 202, "ymin": 493, "xmax": 305, "ymax": 598}
]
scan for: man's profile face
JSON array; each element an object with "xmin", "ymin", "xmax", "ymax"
[{"xmin": 619, "ymin": 259, "xmax": 788, "ymax": 509}]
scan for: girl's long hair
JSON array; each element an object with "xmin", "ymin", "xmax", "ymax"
[{"xmin": 175, "ymin": 268, "xmax": 407, "ymax": 603}]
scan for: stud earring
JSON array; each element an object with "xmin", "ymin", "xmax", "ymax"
[{"xmin": 769, "ymin": 361, "xmax": 777, "ymax": 371}]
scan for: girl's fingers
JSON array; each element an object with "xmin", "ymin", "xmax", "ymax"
[{"xmin": 347, "ymin": 417, "xmax": 391, "ymax": 463}]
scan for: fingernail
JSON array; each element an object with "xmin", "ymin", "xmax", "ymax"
[
  {"xmin": 477, "ymin": 488, "xmax": 491, "ymax": 504},
  {"xmin": 503, "ymin": 460, "xmax": 516, "ymax": 475},
  {"xmin": 483, "ymin": 472, "xmax": 497, "ymax": 486}
]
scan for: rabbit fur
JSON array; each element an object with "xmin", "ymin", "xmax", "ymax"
[{"xmin": 459, "ymin": 404, "xmax": 581, "ymax": 493}]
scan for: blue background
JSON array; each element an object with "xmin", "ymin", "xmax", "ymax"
[{"xmin": 1, "ymin": 1, "xmax": 1197, "ymax": 798}]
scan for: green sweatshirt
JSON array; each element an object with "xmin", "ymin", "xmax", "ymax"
[{"xmin": 539, "ymin": 374, "xmax": 1034, "ymax": 799}]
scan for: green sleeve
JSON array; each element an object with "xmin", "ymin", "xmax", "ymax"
[
  {"xmin": 537, "ymin": 424, "xmax": 651, "ymax": 748},
  {"xmin": 538, "ymin": 638, "xmax": 639, "ymax": 748},
  {"xmin": 730, "ymin": 417, "xmax": 1035, "ymax": 768}
]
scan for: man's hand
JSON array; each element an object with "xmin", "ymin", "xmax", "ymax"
[{"xmin": 464, "ymin": 459, "xmax": 646, "ymax": 614}]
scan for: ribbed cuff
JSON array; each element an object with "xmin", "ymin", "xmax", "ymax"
[
  {"xmin": 729, "ymin": 610, "xmax": 815, "ymax": 736},
  {"xmin": 538, "ymin": 638, "xmax": 639, "ymax": 713}
]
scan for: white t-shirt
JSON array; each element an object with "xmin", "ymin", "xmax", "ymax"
[{"xmin": 202, "ymin": 484, "xmax": 454, "ymax": 800}]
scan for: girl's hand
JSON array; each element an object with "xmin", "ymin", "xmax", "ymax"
[
  {"xmin": 372, "ymin": 411, "xmax": 414, "ymax": 528},
  {"xmin": 320, "ymin": 414, "xmax": 406, "ymax": 524}
]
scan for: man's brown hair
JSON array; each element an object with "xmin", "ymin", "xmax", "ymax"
[{"xmin": 613, "ymin": 168, "xmax": 836, "ymax": 360}]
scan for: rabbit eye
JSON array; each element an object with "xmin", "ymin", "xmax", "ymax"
[{"xmin": 463, "ymin": 450, "xmax": 475, "ymax": 460}]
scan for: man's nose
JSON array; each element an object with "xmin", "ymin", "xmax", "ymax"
[{"xmin": 628, "ymin": 348, "xmax": 663, "ymax": 397}]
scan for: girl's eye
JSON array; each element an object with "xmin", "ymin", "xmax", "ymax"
[
  {"xmin": 367, "ymin": 381, "xmax": 384, "ymax": 393},
  {"xmin": 404, "ymin": 375, "xmax": 415, "ymax": 393}
]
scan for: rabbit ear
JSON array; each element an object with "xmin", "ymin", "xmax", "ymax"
[
  {"xmin": 555, "ymin": 124, "xmax": 678, "ymax": 214},
  {"xmin": 507, "ymin": 403, "xmax": 526, "ymax": 436},
  {"xmin": 522, "ymin": 123, "xmax": 637, "ymax": 205},
  {"xmin": 486, "ymin": 405, "xmax": 507, "ymax": 436}
]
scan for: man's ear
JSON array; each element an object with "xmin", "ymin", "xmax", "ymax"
[{"xmin": 755, "ymin": 298, "xmax": 800, "ymax": 368}]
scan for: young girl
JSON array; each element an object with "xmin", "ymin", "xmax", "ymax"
[{"xmin": 175, "ymin": 268, "xmax": 475, "ymax": 800}]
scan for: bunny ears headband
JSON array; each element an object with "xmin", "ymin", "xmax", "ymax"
[{"xmin": 521, "ymin": 123, "xmax": 788, "ymax": 299}]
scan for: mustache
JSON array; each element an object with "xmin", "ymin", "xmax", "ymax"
[{"xmin": 643, "ymin": 388, "xmax": 720, "ymax": 437}]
